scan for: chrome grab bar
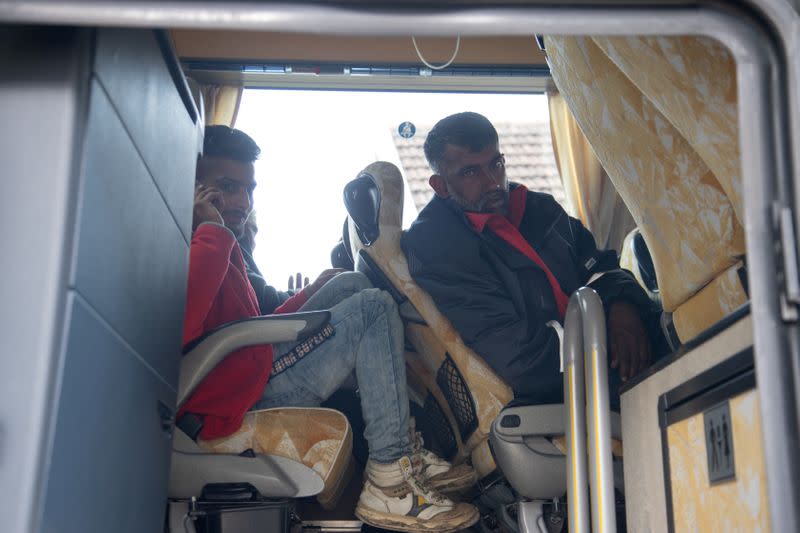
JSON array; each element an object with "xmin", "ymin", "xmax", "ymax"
[{"xmin": 560, "ymin": 287, "xmax": 617, "ymax": 533}]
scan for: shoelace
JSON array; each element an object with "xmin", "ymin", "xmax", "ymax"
[
  {"xmin": 408, "ymin": 475, "xmax": 449, "ymax": 505},
  {"xmin": 400, "ymin": 456, "xmax": 449, "ymax": 504},
  {"xmin": 411, "ymin": 430, "xmax": 424, "ymax": 453}
]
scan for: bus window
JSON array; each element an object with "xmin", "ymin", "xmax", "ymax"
[{"xmin": 234, "ymin": 89, "xmax": 557, "ymax": 287}]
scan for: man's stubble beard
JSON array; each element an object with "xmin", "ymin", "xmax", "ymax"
[{"xmin": 449, "ymin": 187, "xmax": 510, "ymax": 215}]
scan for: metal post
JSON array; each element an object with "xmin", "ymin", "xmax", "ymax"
[
  {"xmin": 577, "ymin": 287, "xmax": 617, "ymax": 533},
  {"xmin": 563, "ymin": 299, "xmax": 589, "ymax": 533}
]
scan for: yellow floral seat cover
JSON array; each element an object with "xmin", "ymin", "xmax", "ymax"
[{"xmin": 198, "ymin": 407, "xmax": 353, "ymax": 508}]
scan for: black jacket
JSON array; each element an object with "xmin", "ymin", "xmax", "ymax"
[{"xmin": 402, "ymin": 185, "xmax": 655, "ymax": 402}]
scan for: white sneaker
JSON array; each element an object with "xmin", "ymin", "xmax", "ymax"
[
  {"xmin": 356, "ymin": 456, "xmax": 479, "ymax": 533},
  {"xmin": 410, "ymin": 419, "xmax": 477, "ymax": 493}
]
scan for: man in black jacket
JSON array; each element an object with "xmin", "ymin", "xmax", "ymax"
[{"xmin": 402, "ymin": 112, "xmax": 660, "ymax": 404}]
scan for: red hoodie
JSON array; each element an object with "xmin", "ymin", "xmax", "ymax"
[{"xmin": 179, "ymin": 222, "xmax": 308, "ymax": 439}]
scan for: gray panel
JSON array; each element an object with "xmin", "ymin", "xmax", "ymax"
[
  {"xmin": 72, "ymin": 79, "xmax": 186, "ymax": 385},
  {"xmin": 41, "ymin": 294, "xmax": 175, "ymax": 533},
  {"xmin": 0, "ymin": 27, "xmax": 90, "ymax": 533},
  {"xmin": 94, "ymin": 28, "xmax": 196, "ymax": 241}
]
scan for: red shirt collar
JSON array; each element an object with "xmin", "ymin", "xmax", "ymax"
[{"xmin": 465, "ymin": 185, "xmax": 528, "ymax": 232}]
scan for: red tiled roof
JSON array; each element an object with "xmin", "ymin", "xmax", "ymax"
[{"xmin": 392, "ymin": 122, "xmax": 566, "ymax": 211}]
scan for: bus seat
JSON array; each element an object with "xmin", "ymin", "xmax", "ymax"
[
  {"xmin": 545, "ymin": 35, "xmax": 747, "ymax": 342},
  {"xmin": 168, "ymin": 311, "xmax": 353, "ymax": 511},
  {"xmin": 591, "ymin": 36, "xmax": 743, "ymax": 226},
  {"xmin": 344, "ymin": 162, "xmax": 512, "ymax": 479},
  {"xmin": 671, "ymin": 261, "xmax": 748, "ymax": 342},
  {"xmin": 345, "ymin": 162, "xmax": 560, "ymax": 478},
  {"xmin": 197, "ymin": 407, "xmax": 353, "ymax": 510},
  {"xmin": 344, "ymin": 162, "xmax": 625, "ymax": 502},
  {"xmin": 619, "ymin": 228, "xmax": 660, "ymax": 303},
  {"xmin": 490, "ymin": 403, "xmax": 622, "ymax": 499}
]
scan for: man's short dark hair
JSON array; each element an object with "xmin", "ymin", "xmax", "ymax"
[
  {"xmin": 423, "ymin": 112, "xmax": 499, "ymax": 174},
  {"xmin": 203, "ymin": 125, "xmax": 261, "ymax": 163}
]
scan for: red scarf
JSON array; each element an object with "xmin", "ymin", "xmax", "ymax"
[{"xmin": 465, "ymin": 186, "xmax": 569, "ymax": 318}]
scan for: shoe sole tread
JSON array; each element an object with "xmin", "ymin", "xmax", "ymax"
[{"xmin": 355, "ymin": 503, "xmax": 479, "ymax": 533}]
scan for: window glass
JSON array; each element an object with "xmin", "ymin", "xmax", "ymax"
[{"xmin": 236, "ymin": 89, "xmax": 554, "ymax": 287}]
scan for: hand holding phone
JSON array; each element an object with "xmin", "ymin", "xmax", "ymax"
[{"xmin": 192, "ymin": 184, "xmax": 224, "ymax": 232}]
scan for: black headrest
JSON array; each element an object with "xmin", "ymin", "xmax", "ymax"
[
  {"xmin": 343, "ymin": 173, "xmax": 380, "ymax": 247},
  {"xmin": 632, "ymin": 231, "xmax": 658, "ymax": 292},
  {"xmin": 330, "ymin": 219, "xmax": 355, "ymax": 270}
]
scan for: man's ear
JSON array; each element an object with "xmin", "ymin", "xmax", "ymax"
[{"xmin": 429, "ymin": 174, "xmax": 449, "ymax": 198}]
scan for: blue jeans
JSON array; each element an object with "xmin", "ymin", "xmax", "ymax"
[{"xmin": 254, "ymin": 272, "xmax": 412, "ymax": 463}]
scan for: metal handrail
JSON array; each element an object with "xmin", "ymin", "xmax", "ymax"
[{"xmin": 561, "ymin": 287, "xmax": 617, "ymax": 533}]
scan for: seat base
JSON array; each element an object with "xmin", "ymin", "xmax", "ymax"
[
  {"xmin": 490, "ymin": 404, "xmax": 623, "ymax": 500},
  {"xmin": 292, "ymin": 520, "xmax": 362, "ymax": 532},
  {"xmin": 518, "ymin": 500, "xmax": 548, "ymax": 533},
  {"xmin": 168, "ymin": 498, "xmax": 291, "ymax": 533},
  {"xmin": 168, "ymin": 498, "xmax": 365, "ymax": 533}
]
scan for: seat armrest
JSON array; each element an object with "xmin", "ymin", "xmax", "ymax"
[
  {"xmin": 178, "ymin": 311, "xmax": 331, "ymax": 408},
  {"xmin": 493, "ymin": 404, "xmax": 622, "ymax": 441},
  {"xmin": 493, "ymin": 404, "xmax": 566, "ymax": 438}
]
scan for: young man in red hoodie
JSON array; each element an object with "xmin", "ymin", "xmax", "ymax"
[{"xmin": 182, "ymin": 126, "xmax": 478, "ymax": 532}]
